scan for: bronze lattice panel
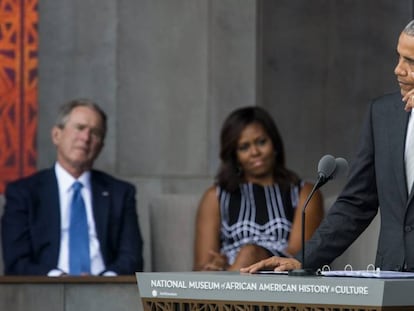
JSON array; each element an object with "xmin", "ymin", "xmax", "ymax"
[{"xmin": 141, "ymin": 298, "xmax": 414, "ymax": 311}]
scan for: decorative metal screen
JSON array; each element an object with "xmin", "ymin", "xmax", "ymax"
[{"xmin": 0, "ymin": 0, "xmax": 38, "ymax": 193}]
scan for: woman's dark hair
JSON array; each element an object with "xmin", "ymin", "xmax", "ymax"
[{"xmin": 216, "ymin": 106, "xmax": 299, "ymax": 192}]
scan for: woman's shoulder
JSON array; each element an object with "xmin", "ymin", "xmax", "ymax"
[
  {"xmin": 297, "ymin": 180, "xmax": 323, "ymax": 200},
  {"xmin": 206, "ymin": 184, "xmax": 218, "ymax": 195},
  {"xmin": 299, "ymin": 180, "xmax": 315, "ymax": 191},
  {"xmin": 200, "ymin": 185, "xmax": 219, "ymax": 201}
]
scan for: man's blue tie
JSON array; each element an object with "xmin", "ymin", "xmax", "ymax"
[{"xmin": 69, "ymin": 181, "xmax": 91, "ymax": 275}]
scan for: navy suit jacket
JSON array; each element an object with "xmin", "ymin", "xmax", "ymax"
[
  {"xmin": 1, "ymin": 168, "xmax": 143, "ymax": 275},
  {"xmin": 298, "ymin": 91, "xmax": 414, "ymax": 271}
]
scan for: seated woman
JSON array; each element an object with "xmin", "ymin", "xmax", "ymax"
[{"xmin": 193, "ymin": 106, "xmax": 324, "ymax": 271}]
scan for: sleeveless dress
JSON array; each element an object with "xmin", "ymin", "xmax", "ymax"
[{"xmin": 218, "ymin": 181, "xmax": 303, "ymax": 265}]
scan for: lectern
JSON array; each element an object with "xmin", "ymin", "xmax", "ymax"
[{"xmin": 136, "ymin": 271, "xmax": 414, "ymax": 311}]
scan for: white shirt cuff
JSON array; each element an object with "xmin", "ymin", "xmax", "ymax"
[
  {"xmin": 48, "ymin": 269, "xmax": 66, "ymax": 277},
  {"xmin": 102, "ymin": 270, "xmax": 118, "ymax": 276}
]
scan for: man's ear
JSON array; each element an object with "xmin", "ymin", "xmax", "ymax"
[{"xmin": 51, "ymin": 126, "xmax": 61, "ymax": 145}]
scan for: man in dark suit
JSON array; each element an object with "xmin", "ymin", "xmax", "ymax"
[
  {"xmin": 1, "ymin": 99, "xmax": 143, "ymax": 275},
  {"xmin": 241, "ymin": 19, "xmax": 414, "ymax": 273}
]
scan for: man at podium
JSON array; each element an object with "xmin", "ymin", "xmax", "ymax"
[{"xmin": 241, "ymin": 19, "xmax": 414, "ymax": 274}]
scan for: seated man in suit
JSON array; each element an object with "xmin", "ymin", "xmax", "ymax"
[{"xmin": 1, "ymin": 99, "xmax": 143, "ymax": 275}]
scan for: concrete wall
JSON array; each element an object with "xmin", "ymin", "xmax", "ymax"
[
  {"xmin": 0, "ymin": 278, "xmax": 141, "ymax": 311},
  {"xmin": 260, "ymin": 0, "xmax": 412, "ymax": 195},
  {"xmin": 38, "ymin": 0, "xmax": 257, "ymax": 192},
  {"xmin": 38, "ymin": 0, "xmax": 414, "ymax": 195},
  {"xmin": 37, "ymin": 0, "xmax": 414, "ymax": 271}
]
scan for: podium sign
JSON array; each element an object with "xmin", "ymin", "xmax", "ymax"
[{"xmin": 136, "ymin": 272, "xmax": 414, "ymax": 311}]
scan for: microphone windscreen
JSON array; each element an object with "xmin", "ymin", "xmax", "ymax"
[
  {"xmin": 317, "ymin": 154, "xmax": 336, "ymax": 179},
  {"xmin": 332, "ymin": 157, "xmax": 349, "ymax": 179}
]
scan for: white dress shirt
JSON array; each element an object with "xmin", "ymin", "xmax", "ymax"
[
  {"xmin": 48, "ymin": 163, "xmax": 114, "ymax": 276},
  {"xmin": 406, "ymin": 111, "xmax": 414, "ymax": 194}
]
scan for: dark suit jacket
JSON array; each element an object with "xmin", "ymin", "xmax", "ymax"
[
  {"xmin": 299, "ymin": 91, "xmax": 414, "ymax": 271},
  {"xmin": 1, "ymin": 167, "xmax": 144, "ymax": 275}
]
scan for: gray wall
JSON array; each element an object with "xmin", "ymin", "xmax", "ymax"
[
  {"xmin": 38, "ymin": 0, "xmax": 414, "ymax": 270},
  {"xmin": 39, "ymin": 0, "xmax": 413, "ymax": 196},
  {"xmin": 260, "ymin": 0, "xmax": 412, "ymax": 195},
  {"xmin": 0, "ymin": 279, "xmax": 141, "ymax": 311},
  {"xmin": 39, "ymin": 0, "xmax": 257, "ymax": 197}
]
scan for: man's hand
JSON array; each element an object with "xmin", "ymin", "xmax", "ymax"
[
  {"xmin": 240, "ymin": 256, "xmax": 301, "ymax": 273},
  {"xmin": 402, "ymin": 80, "xmax": 414, "ymax": 111}
]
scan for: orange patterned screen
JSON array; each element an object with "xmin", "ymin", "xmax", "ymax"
[{"xmin": 0, "ymin": 0, "xmax": 38, "ymax": 193}]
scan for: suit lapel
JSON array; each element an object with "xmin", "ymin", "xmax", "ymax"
[
  {"xmin": 90, "ymin": 172, "xmax": 110, "ymax": 256},
  {"xmin": 38, "ymin": 169, "xmax": 61, "ymax": 263}
]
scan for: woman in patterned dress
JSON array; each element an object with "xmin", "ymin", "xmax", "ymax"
[{"xmin": 193, "ymin": 106, "xmax": 324, "ymax": 271}]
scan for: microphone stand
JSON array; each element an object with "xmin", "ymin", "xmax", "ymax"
[{"xmin": 288, "ymin": 177, "xmax": 323, "ymax": 277}]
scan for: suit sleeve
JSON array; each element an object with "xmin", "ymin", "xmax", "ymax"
[
  {"xmin": 296, "ymin": 101, "xmax": 379, "ymax": 269},
  {"xmin": 2, "ymin": 182, "xmax": 56, "ymax": 275},
  {"xmin": 103, "ymin": 184, "xmax": 144, "ymax": 274}
]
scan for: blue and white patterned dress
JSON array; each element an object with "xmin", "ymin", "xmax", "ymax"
[{"xmin": 218, "ymin": 181, "xmax": 302, "ymax": 264}]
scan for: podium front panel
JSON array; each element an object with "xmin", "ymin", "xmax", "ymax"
[{"xmin": 136, "ymin": 271, "xmax": 414, "ymax": 310}]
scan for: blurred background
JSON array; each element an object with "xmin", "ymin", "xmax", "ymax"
[
  {"xmin": 37, "ymin": 0, "xmax": 409, "ymax": 201},
  {"xmin": 1, "ymin": 0, "xmax": 413, "ymax": 271}
]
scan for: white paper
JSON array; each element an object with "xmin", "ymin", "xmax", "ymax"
[
  {"xmin": 321, "ymin": 270, "xmax": 414, "ymax": 278},
  {"xmin": 251, "ymin": 270, "xmax": 414, "ymax": 278}
]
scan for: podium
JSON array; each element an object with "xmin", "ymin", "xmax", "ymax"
[{"xmin": 136, "ymin": 271, "xmax": 414, "ymax": 311}]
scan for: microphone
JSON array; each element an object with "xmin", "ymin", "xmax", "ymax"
[
  {"xmin": 332, "ymin": 157, "xmax": 349, "ymax": 180},
  {"xmin": 315, "ymin": 154, "xmax": 336, "ymax": 188},
  {"xmin": 288, "ymin": 155, "xmax": 349, "ymax": 276},
  {"xmin": 314, "ymin": 155, "xmax": 348, "ymax": 189}
]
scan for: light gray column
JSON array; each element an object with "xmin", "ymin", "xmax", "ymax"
[{"xmin": 38, "ymin": 0, "xmax": 118, "ymax": 172}]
